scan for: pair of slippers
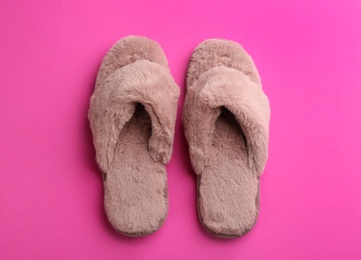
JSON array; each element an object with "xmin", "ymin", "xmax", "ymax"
[{"xmin": 88, "ymin": 36, "xmax": 270, "ymax": 238}]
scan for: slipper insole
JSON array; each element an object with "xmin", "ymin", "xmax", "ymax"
[
  {"xmin": 103, "ymin": 104, "xmax": 168, "ymax": 236},
  {"xmin": 198, "ymin": 107, "xmax": 259, "ymax": 237}
]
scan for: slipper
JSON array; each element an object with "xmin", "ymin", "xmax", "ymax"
[
  {"xmin": 88, "ymin": 36, "xmax": 180, "ymax": 237},
  {"xmin": 183, "ymin": 39, "xmax": 270, "ymax": 238}
]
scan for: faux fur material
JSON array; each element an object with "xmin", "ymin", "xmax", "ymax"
[
  {"xmin": 89, "ymin": 61, "xmax": 179, "ymax": 173},
  {"xmin": 88, "ymin": 36, "xmax": 180, "ymax": 236},
  {"xmin": 183, "ymin": 39, "xmax": 270, "ymax": 238}
]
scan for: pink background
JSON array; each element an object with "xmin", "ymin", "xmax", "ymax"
[{"xmin": 1, "ymin": 0, "xmax": 361, "ymax": 259}]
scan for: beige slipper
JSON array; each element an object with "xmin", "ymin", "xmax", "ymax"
[
  {"xmin": 183, "ymin": 39, "xmax": 270, "ymax": 238},
  {"xmin": 88, "ymin": 36, "xmax": 180, "ymax": 237}
]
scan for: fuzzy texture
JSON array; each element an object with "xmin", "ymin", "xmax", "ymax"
[
  {"xmin": 88, "ymin": 36, "xmax": 180, "ymax": 236},
  {"xmin": 89, "ymin": 61, "xmax": 179, "ymax": 173},
  {"xmin": 183, "ymin": 39, "xmax": 270, "ymax": 238}
]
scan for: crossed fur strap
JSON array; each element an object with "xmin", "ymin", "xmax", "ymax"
[
  {"xmin": 89, "ymin": 60, "xmax": 180, "ymax": 173},
  {"xmin": 183, "ymin": 66, "xmax": 270, "ymax": 176}
]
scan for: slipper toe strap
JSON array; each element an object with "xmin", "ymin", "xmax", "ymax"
[
  {"xmin": 184, "ymin": 66, "xmax": 270, "ymax": 176},
  {"xmin": 89, "ymin": 60, "xmax": 180, "ymax": 173}
]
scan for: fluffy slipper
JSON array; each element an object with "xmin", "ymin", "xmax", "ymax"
[
  {"xmin": 89, "ymin": 36, "xmax": 180, "ymax": 237},
  {"xmin": 183, "ymin": 39, "xmax": 270, "ymax": 238}
]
